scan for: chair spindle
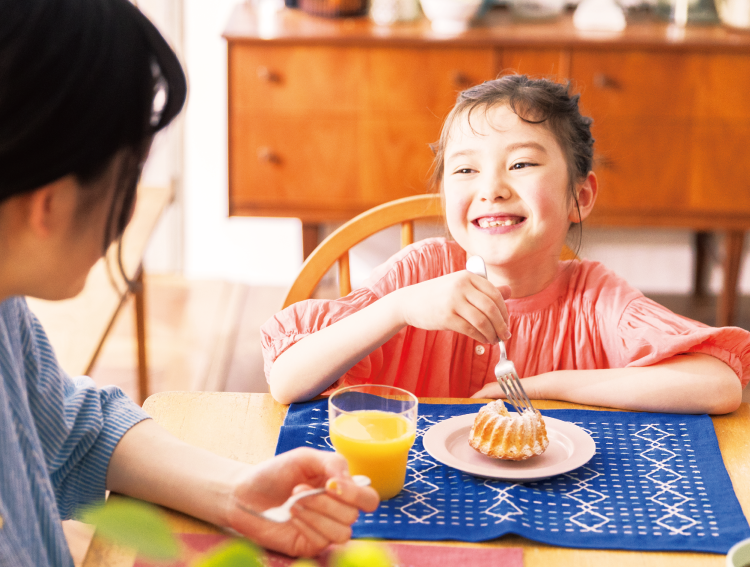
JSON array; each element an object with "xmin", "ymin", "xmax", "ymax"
[
  {"xmin": 401, "ymin": 221, "xmax": 414, "ymax": 249},
  {"xmin": 338, "ymin": 251, "xmax": 352, "ymax": 297}
]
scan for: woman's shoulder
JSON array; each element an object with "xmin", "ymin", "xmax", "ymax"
[{"xmin": 363, "ymin": 237, "xmax": 466, "ymax": 295}]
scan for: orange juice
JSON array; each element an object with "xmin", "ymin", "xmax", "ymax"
[{"xmin": 330, "ymin": 410, "xmax": 416, "ymax": 499}]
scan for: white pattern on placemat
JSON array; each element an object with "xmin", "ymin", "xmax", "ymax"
[
  {"xmin": 635, "ymin": 423, "xmax": 699, "ymax": 536},
  {"xmin": 563, "ymin": 466, "xmax": 610, "ymax": 532}
]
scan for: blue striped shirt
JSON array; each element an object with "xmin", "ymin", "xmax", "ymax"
[{"xmin": 0, "ymin": 297, "xmax": 149, "ymax": 566}]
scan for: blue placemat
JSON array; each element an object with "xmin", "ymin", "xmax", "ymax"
[{"xmin": 276, "ymin": 400, "xmax": 750, "ymax": 553}]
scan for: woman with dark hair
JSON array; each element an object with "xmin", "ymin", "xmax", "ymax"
[{"xmin": 0, "ymin": 1, "xmax": 378, "ymax": 564}]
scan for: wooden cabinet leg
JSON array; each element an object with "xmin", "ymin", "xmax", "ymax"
[
  {"xmin": 693, "ymin": 231, "xmax": 711, "ymax": 298},
  {"xmin": 302, "ymin": 223, "xmax": 320, "ymax": 260},
  {"xmin": 134, "ymin": 266, "xmax": 149, "ymax": 406},
  {"xmin": 716, "ymin": 231, "xmax": 745, "ymax": 328}
]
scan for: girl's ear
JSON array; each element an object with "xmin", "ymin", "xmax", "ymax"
[{"xmin": 569, "ymin": 171, "xmax": 598, "ymax": 223}]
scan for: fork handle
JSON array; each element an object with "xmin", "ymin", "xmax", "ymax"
[{"xmin": 498, "ymin": 340, "xmax": 507, "ymax": 360}]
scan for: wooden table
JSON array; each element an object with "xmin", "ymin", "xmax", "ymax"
[{"xmin": 82, "ymin": 392, "xmax": 750, "ymax": 566}]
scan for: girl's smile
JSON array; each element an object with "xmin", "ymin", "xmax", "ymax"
[
  {"xmin": 442, "ymin": 103, "xmax": 595, "ymax": 296},
  {"xmin": 473, "ymin": 214, "xmax": 527, "ymax": 233}
]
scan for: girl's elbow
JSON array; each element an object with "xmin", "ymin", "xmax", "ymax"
[{"xmin": 708, "ymin": 377, "xmax": 743, "ymax": 415}]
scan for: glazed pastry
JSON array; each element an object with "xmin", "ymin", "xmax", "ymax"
[{"xmin": 468, "ymin": 400, "xmax": 549, "ymax": 461}]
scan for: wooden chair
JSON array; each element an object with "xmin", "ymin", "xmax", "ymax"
[{"xmin": 282, "ymin": 194, "xmax": 578, "ymax": 309}]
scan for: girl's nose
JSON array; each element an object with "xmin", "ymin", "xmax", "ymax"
[{"xmin": 479, "ymin": 178, "xmax": 512, "ymax": 201}]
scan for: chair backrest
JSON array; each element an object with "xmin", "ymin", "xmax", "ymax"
[{"xmin": 282, "ymin": 194, "xmax": 578, "ymax": 309}]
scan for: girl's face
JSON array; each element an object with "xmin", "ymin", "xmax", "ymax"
[{"xmin": 443, "ymin": 104, "xmax": 579, "ymax": 280}]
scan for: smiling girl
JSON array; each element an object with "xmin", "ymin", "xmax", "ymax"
[{"xmin": 262, "ymin": 75, "xmax": 748, "ymax": 413}]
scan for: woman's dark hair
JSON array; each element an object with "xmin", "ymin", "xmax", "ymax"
[
  {"xmin": 430, "ymin": 75, "xmax": 594, "ymax": 250},
  {"xmin": 0, "ymin": 0, "xmax": 187, "ymax": 257}
]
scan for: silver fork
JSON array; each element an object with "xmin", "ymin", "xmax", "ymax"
[
  {"xmin": 233, "ymin": 474, "xmax": 371, "ymax": 523},
  {"xmin": 465, "ymin": 255, "xmax": 536, "ymax": 414}
]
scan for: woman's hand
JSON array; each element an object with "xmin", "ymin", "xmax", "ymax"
[
  {"xmin": 391, "ymin": 271, "xmax": 512, "ymax": 344},
  {"xmin": 228, "ymin": 448, "xmax": 380, "ymax": 558}
]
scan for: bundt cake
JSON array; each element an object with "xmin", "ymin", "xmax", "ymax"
[{"xmin": 468, "ymin": 400, "xmax": 549, "ymax": 461}]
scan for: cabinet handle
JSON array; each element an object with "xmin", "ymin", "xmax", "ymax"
[
  {"xmin": 593, "ymin": 73, "xmax": 620, "ymax": 90},
  {"xmin": 596, "ymin": 156, "xmax": 615, "ymax": 170},
  {"xmin": 257, "ymin": 66, "xmax": 281, "ymax": 83},
  {"xmin": 257, "ymin": 147, "xmax": 280, "ymax": 164},
  {"xmin": 451, "ymin": 71, "xmax": 471, "ymax": 89}
]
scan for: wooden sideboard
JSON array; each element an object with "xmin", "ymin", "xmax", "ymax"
[{"xmin": 223, "ymin": 5, "xmax": 750, "ymax": 324}]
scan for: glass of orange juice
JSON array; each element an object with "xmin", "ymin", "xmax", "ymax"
[{"xmin": 329, "ymin": 385, "xmax": 418, "ymax": 500}]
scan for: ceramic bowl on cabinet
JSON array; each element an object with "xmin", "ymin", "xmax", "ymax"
[{"xmin": 419, "ymin": 0, "xmax": 484, "ymax": 33}]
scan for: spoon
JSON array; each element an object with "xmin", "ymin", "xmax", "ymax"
[{"xmin": 234, "ymin": 474, "xmax": 371, "ymax": 523}]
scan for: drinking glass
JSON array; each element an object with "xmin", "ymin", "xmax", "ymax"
[{"xmin": 328, "ymin": 385, "xmax": 418, "ymax": 500}]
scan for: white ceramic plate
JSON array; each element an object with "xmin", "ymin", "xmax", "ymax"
[{"xmin": 422, "ymin": 413, "xmax": 596, "ymax": 482}]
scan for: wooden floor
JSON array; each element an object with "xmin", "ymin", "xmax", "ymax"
[{"xmin": 88, "ymin": 275, "xmax": 286, "ymax": 399}]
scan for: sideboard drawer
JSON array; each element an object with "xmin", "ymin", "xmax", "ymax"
[
  {"xmin": 229, "ymin": 113, "xmax": 360, "ymax": 217},
  {"xmin": 228, "ymin": 44, "xmax": 365, "ymax": 115},
  {"xmin": 363, "ymin": 47, "xmax": 495, "ymax": 118},
  {"xmin": 572, "ymin": 51, "xmax": 694, "ymax": 119}
]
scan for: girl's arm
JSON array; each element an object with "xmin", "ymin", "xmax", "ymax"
[
  {"xmin": 471, "ymin": 353, "xmax": 743, "ymax": 414},
  {"xmin": 270, "ymin": 271, "xmax": 511, "ymax": 404}
]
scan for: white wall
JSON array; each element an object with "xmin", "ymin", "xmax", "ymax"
[{"xmin": 142, "ymin": 0, "xmax": 750, "ymax": 295}]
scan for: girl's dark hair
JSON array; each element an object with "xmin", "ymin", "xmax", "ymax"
[
  {"xmin": 0, "ymin": 0, "xmax": 187, "ymax": 254},
  {"xmin": 430, "ymin": 74, "xmax": 594, "ymax": 249}
]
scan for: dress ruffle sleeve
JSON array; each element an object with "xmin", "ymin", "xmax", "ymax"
[
  {"xmin": 617, "ymin": 296, "xmax": 750, "ymax": 387},
  {"xmin": 260, "ymin": 237, "xmax": 467, "ymax": 390},
  {"xmin": 260, "ymin": 287, "xmax": 380, "ymax": 386}
]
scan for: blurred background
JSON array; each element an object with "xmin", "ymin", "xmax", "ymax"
[{"xmin": 81, "ymin": 0, "xmax": 750, "ymax": 401}]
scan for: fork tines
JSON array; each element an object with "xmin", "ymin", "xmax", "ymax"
[{"xmin": 498, "ymin": 371, "xmax": 535, "ymax": 414}]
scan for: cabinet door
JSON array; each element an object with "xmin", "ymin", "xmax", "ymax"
[
  {"xmin": 229, "ymin": 111, "xmax": 361, "ymax": 220},
  {"xmin": 228, "ymin": 44, "xmax": 365, "ymax": 115}
]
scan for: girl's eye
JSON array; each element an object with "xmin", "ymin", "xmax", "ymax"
[
  {"xmin": 453, "ymin": 168, "xmax": 476, "ymax": 175},
  {"xmin": 511, "ymin": 162, "xmax": 536, "ymax": 170}
]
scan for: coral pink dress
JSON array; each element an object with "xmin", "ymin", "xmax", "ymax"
[{"xmin": 261, "ymin": 238, "xmax": 750, "ymax": 397}]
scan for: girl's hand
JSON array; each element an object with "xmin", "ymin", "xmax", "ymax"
[
  {"xmin": 471, "ymin": 381, "xmax": 506, "ymax": 399},
  {"xmin": 472, "ymin": 378, "xmax": 541, "ymax": 400},
  {"xmin": 227, "ymin": 448, "xmax": 380, "ymax": 558},
  {"xmin": 391, "ymin": 271, "xmax": 511, "ymax": 344}
]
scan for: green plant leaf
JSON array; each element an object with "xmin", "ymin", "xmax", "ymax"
[
  {"xmin": 79, "ymin": 498, "xmax": 179, "ymax": 560},
  {"xmin": 331, "ymin": 542, "xmax": 393, "ymax": 567},
  {"xmin": 192, "ymin": 541, "xmax": 264, "ymax": 567}
]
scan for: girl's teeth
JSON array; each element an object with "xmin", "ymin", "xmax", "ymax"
[{"xmin": 478, "ymin": 218, "xmax": 520, "ymax": 228}]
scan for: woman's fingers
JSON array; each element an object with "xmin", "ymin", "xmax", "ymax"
[
  {"xmin": 292, "ymin": 499, "xmax": 355, "ymax": 544},
  {"xmin": 325, "ymin": 476, "xmax": 380, "ymax": 513}
]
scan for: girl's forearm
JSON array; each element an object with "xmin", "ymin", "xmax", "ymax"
[
  {"xmin": 269, "ymin": 293, "xmax": 407, "ymax": 404},
  {"xmin": 526, "ymin": 354, "xmax": 742, "ymax": 414}
]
